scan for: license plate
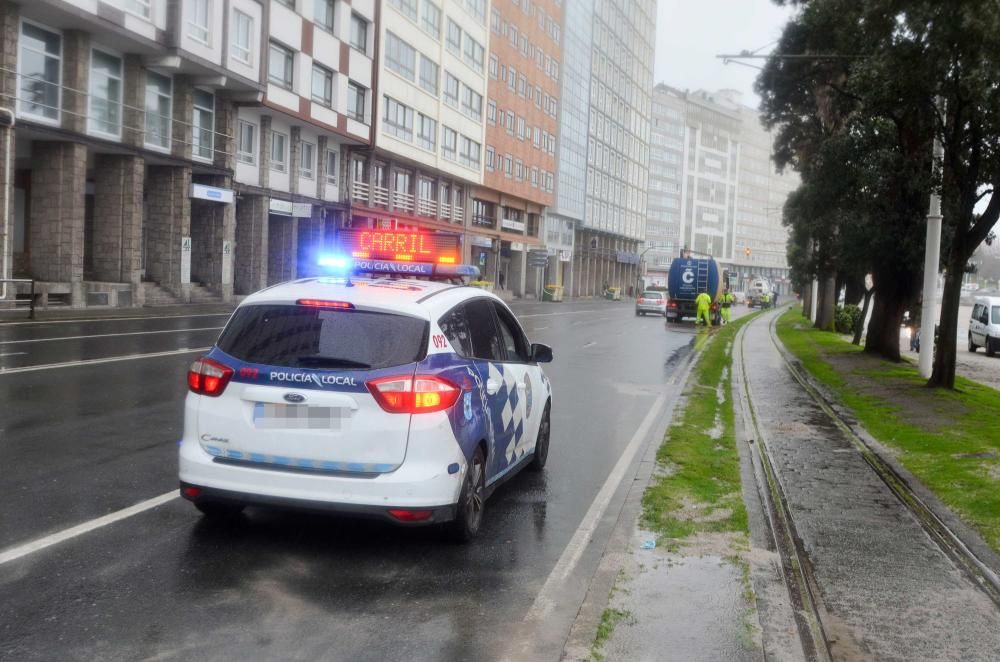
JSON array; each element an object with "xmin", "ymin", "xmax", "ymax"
[{"xmin": 253, "ymin": 403, "xmax": 343, "ymax": 429}]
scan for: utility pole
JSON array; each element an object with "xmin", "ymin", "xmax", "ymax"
[{"xmin": 919, "ymin": 102, "xmax": 944, "ymax": 378}]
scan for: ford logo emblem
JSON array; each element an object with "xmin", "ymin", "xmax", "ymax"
[{"xmin": 283, "ymin": 392, "xmax": 306, "ymax": 403}]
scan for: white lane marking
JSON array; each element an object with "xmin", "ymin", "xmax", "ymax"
[
  {"xmin": 0, "ymin": 326, "xmax": 224, "ymax": 345},
  {"xmin": 0, "ymin": 351, "xmax": 27, "ymax": 357},
  {"xmin": 0, "ymin": 312, "xmax": 232, "ymax": 327},
  {"xmin": 523, "ymin": 389, "xmax": 668, "ymax": 624},
  {"xmin": 518, "ymin": 309, "xmax": 611, "ymax": 319},
  {"xmin": 0, "ymin": 491, "xmax": 179, "ymax": 566},
  {"xmin": 582, "ymin": 341, "xmax": 597, "ymax": 348},
  {"xmin": 0, "ymin": 347, "xmax": 210, "ymax": 374}
]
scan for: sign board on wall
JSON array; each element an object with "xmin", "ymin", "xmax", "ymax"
[
  {"xmin": 470, "ymin": 235, "xmax": 494, "ymax": 248},
  {"xmin": 502, "ymin": 219, "xmax": 526, "ymax": 232},
  {"xmin": 292, "ymin": 203, "xmax": 313, "ymax": 218},
  {"xmin": 269, "ymin": 199, "xmax": 292, "ymax": 216},
  {"xmin": 191, "ymin": 184, "xmax": 234, "ymax": 204},
  {"xmin": 559, "ymin": 250, "xmax": 572, "ymax": 262},
  {"xmin": 221, "ymin": 240, "xmax": 233, "ymax": 284},
  {"xmin": 180, "ymin": 236, "xmax": 192, "ymax": 284},
  {"xmin": 510, "ymin": 242, "xmax": 525, "ymax": 252}
]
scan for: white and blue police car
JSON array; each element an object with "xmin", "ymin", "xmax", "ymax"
[{"xmin": 179, "ymin": 234, "xmax": 553, "ymax": 541}]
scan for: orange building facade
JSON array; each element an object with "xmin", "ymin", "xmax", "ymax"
[{"xmin": 468, "ymin": 0, "xmax": 563, "ymax": 296}]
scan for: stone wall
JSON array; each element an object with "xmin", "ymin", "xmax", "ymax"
[
  {"xmin": 235, "ymin": 194, "xmax": 268, "ymax": 294},
  {"xmin": 145, "ymin": 165, "xmax": 191, "ymax": 301},
  {"xmin": 61, "ymin": 31, "xmax": 90, "ymax": 135},
  {"xmin": 92, "ymin": 155, "xmax": 144, "ymax": 287},
  {"xmin": 29, "ymin": 142, "xmax": 87, "ymax": 305}
]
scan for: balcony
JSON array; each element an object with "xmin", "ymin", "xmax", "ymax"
[
  {"xmin": 395, "ymin": 191, "xmax": 414, "ymax": 213},
  {"xmin": 351, "ymin": 180, "xmax": 369, "ymax": 202}
]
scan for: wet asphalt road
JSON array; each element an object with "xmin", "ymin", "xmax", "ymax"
[{"xmin": 0, "ymin": 300, "xmax": 701, "ymax": 661}]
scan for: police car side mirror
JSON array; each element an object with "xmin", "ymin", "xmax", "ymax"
[{"xmin": 530, "ymin": 343, "xmax": 553, "ymax": 363}]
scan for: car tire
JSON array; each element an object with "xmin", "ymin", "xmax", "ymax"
[
  {"xmin": 449, "ymin": 447, "xmax": 486, "ymax": 542},
  {"xmin": 969, "ymin": 334, "xmax": 978, "ymax": 353},
  {"xmin": 528, "ymin": 404, "xmax": 551, "ymax": 472},
  {"xmin": 988, "ymin": 337, "xmax": 996, "ymax": 357},
  {"xmin": 194, "ymin": 500, "xmax": 246, "ymax": 519}
]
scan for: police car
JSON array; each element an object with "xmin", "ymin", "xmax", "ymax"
[{"xmin": 178, "ymin": 229, "xmax": 553, "ymax": 541}]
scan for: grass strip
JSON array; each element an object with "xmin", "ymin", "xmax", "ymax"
[
  {"xmin": 589, "ymin": 607, "xmax": 633, "ymax": 662},
  {"xmin": 776, "ymin": 307, "xmax": 1000, "ymax": 553},
  {"xmin": 641, "ymin": 314, "xmax": 758, "ymax": 545}
]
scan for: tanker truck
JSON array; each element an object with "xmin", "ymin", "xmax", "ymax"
[{"xmin": 666, "ymin": 254, "xmax": 722, "ymax": 324}]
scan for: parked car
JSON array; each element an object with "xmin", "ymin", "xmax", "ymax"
[
  {"xmin": 635, "ymin": 291, "xmax": 667, "ymax": 316},
  {"xmin": 969, "ymin": 296, "xmax": 1000, "ymax": 356}
]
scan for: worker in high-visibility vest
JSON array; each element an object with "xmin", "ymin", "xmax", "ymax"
[
  {"xmin": 695, "ymin": 290, "xmax": 712, "ymax": 327},
  {"xmin": 720, "ymin": 289, "xmax": 735, "ymax": 324}
]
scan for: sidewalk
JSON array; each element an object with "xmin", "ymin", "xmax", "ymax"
[
  {"xmin": 740, "ymin": 309, "xmax": 1000, "ymax": 660},
  {"xmin": 0, "ymin": 302, "xmax": 237, "ymax": 323}
]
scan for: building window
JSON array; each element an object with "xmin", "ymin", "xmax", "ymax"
[
  {"xmin": 275, "ymin": 0, "xmax": 295, "ymax": 7},
  {"xmin": 311, "ymin": 64, "xmax": 334, "ymax": 106},
  {"xmin": 185, "ymin": 0, "xmax": 211, "ymax": 45},
  {"xmin": 390, "ymin": 0, "xmax": 417, "ymax": 21},
  {"xmin": 446, "ymin": 19, "xmax": 461, "ymax": 54},
  {"xmin": 518, "ymin": 74, "xmax": 527, "ymax": 97},
  {"xmin": 442, "ymin": 126, "xmax": 457, "ymax": 161},
  {"xmin": 347, "ymin": 81, "xmax": 366, "ymax": 122},
  {"xmin": 419, "ymin": 56, "xmax": 439, "ymax": 95},
  {"xmin": 300, "ymin": 141, "xmax": 315, "ymax": 178},
  {"xmin": 504, "ymin": 110, "xmax": 514, "ymax": 133},
  {"xmin": 461, "ymin": 86, "xmax": 482, "ymax": 120},
  {"xmin": 443, "ymin": 72, "xmax": 459, "ymax": 107},
  {"xmin": 507, "ymin": 66, "xmax": 516, "ymax": 91},
  {"xmin": 421, "ymin": 1, "xmax": 441, "ymax": 36},
  {"xmin": 485, "ymin": 146, "xmax": 495, "ymax": 170},
  {"xmin": 89, "ymin": 49, "xmax": 122, "ymax": 137},
  {"xmin": 416, "ymin": 113, "xmax": 437, "ymax": 151},
  {"xmin": 383, "ymin": 96, "xmax": 414, "ymax": 141},
  {"xmin": 465, "ymin": 0, "xmax": 486, "ymax": 22},
  {"xmin": 459, "ymin": 136, "xmax": 480, "ymax": 168},
  {"xmin": 314, "ymin": 0, "xmax": 335, "ymax": 32},
  {"xmin": 418, "ymin": 178, "xmax": 435, "ymax": 203},
  {"xmin": 463, "ymin": 36, "xmax": 484, "ymax": 72},
  {"xmin": 231, "ymin": 10, "xmax": 253, "ymax": 64},
  {"xmin": 18, "ymin": 22, "xmax": 62, "ymax": 122},
  {"xmin": 268, "ymin": 42, "xmax": 294, "ymax": 89},
  {"xmin": 385, "ymin": 32, "xmax": 416, "ymax": 81},
  {"xmin": 487, "ymin": 99, "xmax": 496, "ymax": 124},
  {"xmin": 531, "ymin": 167, "xmax": 539, "ymax": 187},
  {"xmin": 192, "ymin": 89, "xmax": 214, "ymax": 160},
  {"xmin": 472, "ymin": 199, "xmax": 494, "ymax": 226},
  {"xmin": 491, "ymin": 8, "xmax": 501, "ymax": 33},
  {"xmin": 503, "ymin": 155, "xmax": 512, "ymax": 177},
  {"xmin": 237, "ymin": 120, "xmax": 256, "ymax": 164},
  {"xmin": 326, "ymin": 149, "xmax": 339, "ymax": 184},
  {"xmin": 269, "ymin": 131, "xmax": 287, "ymax": 172},
  {"xmin": 125, "ymin": 0, "xmax": 151, "ymax": 19},
  {"xmin": 516, "ymin": 116, "xmax": 525, "ymax": 140},
  {"xmin": 489, "ymin": 54, "xmax": 498, "ymax": 79},
  {"xmin": 144, "ymin": 71, "xmax": 172, "ymax": 149},
  {"xmin": 350, "ymin": 13, "xmax": 368, "ymax": 52}
]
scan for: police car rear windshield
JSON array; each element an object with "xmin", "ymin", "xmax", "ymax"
[{"xmin": 217, "ymin": 305, "xmax": 428, "ymax": 370}]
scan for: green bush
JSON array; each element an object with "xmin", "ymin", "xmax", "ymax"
[{"xmin": 834, "ymin": 304, "xmax": 862, "ymax": 334}]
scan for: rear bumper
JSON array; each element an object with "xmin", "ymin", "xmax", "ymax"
[
  {"xmin": 636, "ymin": 304, "xmax": 666, "ymax": 314},
  {"xmin": 180, "ymin": 481, "xmax": 457, "ymax": 524},
  {"xmin": 178, "ymin": 435, "xmax": 466, "ymax": 522}
]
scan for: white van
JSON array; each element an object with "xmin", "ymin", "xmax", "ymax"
[{"xmin": 968, "ymin": 296, "xmax": 1000, "ymax": 356}]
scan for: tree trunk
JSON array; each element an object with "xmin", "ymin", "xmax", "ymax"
[
  {"xmin": 928, "ymin": 261, "xmax": 964, "ymax": 388},
  {"xmin": 815, "ymin": 273, "xmax": 836, "ymax": 331},
  {"xmin": 852, "ymin": 287, "xmax": 874, "ymax": 345},
  {"xmin": 801, "ymin": 282, "xmax": 812, "ymax": 318},
  {"xmin": 865, "ymin": 292, "xmax": 907, "ymax": 360}
]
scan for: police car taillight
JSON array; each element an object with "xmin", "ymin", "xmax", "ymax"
[
  {"xmin": 188, "ymin": 357, "xmax": 234, "ymax": 397},
  {"xmin": 367, "ymin": 375, "xmax": 461, "ymax": 414}
]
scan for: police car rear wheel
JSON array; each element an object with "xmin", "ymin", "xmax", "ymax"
[
  {"xmin": 529, "ymin": 405, "xmax": 551, "ymax": 472},
  {"xmin": 450, "ymin": 448, "xmax": 485, "ymax": 542},
  {"xmin": 195, "ymin": 500, "xmax": 246, "ymax": 519}
]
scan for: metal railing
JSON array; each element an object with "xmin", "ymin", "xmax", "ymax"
[{"xmin": 0, "ymin": 278, "xmax": 35, "ymax": 319}]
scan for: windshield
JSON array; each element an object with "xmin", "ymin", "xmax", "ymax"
[{"xmin": 217, "ymin": 305, "xmax": 428, "ymax": 370}]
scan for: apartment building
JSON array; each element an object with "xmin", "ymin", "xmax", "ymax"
[
  {"xmin": 231, "ymin": 0, "xmax": 375, "ymax": 292},
  {"xmin": 643, "ymin": 84, "xmax": 797, "ymax": 292},
  {"xmin": 465, "ymin": 0, "xmax": 561, "ymax": 297},
  {"xmin": 0, "ymin": 0, "xmax": 267, "ymax": 307},
  {"xmin": 342, "ymin": 0, "xmax": 489, "ymax": 272},
  {"xmin": 555, "ymin": 0, "xmax": 655, "ymax": 298}
]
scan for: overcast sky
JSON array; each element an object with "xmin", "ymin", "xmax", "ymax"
[{"xmin": 654, "ymin": 0, "xmax": 797, "ymax": 109}]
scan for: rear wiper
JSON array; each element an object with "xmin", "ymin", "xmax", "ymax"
[{"xmin": 297, "ymin": 355, "xmax": 371, "ymax": 369}]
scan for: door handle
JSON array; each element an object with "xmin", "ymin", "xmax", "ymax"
[{"xmin": 486, "ymin": 379, "xmax": 501, "ymax": 395}]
